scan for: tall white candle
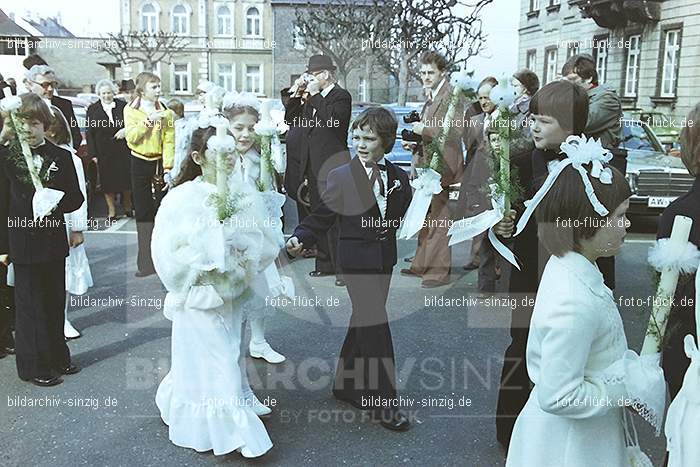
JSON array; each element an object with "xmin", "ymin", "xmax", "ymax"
[
  {"xmin": 642, "ymin": 215, "xmax": 693, "ymax": 354},
  {"xmin": 215, "ymin": 123, "xmax": 228, "ymax": 200}
]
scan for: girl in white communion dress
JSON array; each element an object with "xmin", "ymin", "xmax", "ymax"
[
  {"xmin": 506, "ymin": 137, "xmax": 665, "ymax": 467},
  {"xmin": 151, "ymin": 124, "xmax": 283, "ymax": 457},
  {"xmin": 222, "ymin": 93, "xmax": 287, "ymax": 366}
]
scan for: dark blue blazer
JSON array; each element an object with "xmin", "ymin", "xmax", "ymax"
[
  {"xmin": 293, "ymin": 157, "xmax": 412, "ymax": 271},
  {"xmin": 0, "ymin": 141, "xmax": 83, "ymax": 264}
]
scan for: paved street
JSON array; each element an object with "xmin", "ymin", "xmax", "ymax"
[{"xmin": 0, "ymin": 210, "xmax": 667, "ymax": 467}]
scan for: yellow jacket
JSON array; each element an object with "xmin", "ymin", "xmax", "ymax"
[{"xmin": 124, "ymin": 102, "xmax": 176, "ymax": 169}]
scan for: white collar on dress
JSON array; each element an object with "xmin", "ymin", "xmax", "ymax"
[{"xmin": 552, "ymin": 251, "xmax": 612, "ymax": 299}]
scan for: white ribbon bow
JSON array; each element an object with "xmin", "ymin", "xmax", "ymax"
[{"xmin": 515, "ymin": 135, "xmax": 613, "ymax": 237}]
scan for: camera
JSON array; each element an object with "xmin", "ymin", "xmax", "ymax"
[
  {"xmin": 401, "ymin": 129, "xmax": 422, "ymax": 143},
  {"xmin": 403, "ymin": 110, "xmax": 421, "ymax": 124},
  {"xmin": 401, "ymin": 111, "xmax": 422, "ymax": 142}
]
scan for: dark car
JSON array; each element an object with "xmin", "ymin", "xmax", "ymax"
[{"xmin": 621, "ymin": 118, "xmax": 692, "ymax": 215}]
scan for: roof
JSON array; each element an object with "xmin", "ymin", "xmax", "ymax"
[
  {"xmin": 0, "ymin": 9, "xmax": 34, "ymax": 37},
  {"xmin": 25, "ymin": 16, "xmax": 74, "ymax": 38}
]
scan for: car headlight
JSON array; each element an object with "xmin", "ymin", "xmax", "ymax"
[{"xmin": 625, "ymin": 172, "xmax": 638, "ymax": 194}]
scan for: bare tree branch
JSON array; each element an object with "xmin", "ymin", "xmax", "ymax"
[{"xmin": 99, "ymin": 31, "xmax": 190, "ymax": 72}]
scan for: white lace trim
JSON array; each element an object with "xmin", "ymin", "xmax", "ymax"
[{"xmin": 597, "ymin": 351, "xmax": 665, "ymax": 435}]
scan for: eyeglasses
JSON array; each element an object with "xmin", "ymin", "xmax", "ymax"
[{"xmin": 32, "ymin": 80, "xmax": 59, "ymax": 90}]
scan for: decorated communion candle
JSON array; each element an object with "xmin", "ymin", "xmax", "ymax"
[
  {"xmin": 642, "ymin": 215, "xmax": 693, "ymax": 354},
  {"xmin": 215, "ymin": 123, "xmax": 229, "ymax": 199}
]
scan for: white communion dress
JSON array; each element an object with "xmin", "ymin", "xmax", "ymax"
[
  {"xmin": 227, "ymin": 148, "xmax": 287, "ymax": 321},
  {"xmin": 151, "ymin": 176, "xmax": 284, "ymax": 457},
  {"xmin": 64, "ymin": 152, "xmax": 93, "ymax": 295},
  {"xmin": 506, "ymin": 252, "xmax": 665, "ymax": 467}
]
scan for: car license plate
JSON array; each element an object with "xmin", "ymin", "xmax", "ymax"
[
  {"xmin": 647, "ymin": 196, "xmax": 674, "ymax": 208},
  {"xmin": 448, "ymin": 190, "xmax": 460, "ymax": 200}
]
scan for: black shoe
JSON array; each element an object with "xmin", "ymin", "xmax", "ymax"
[
  {"xmin": 125, "ymin": 210, "xmax": 135, "ymax": 218},
  {"xmin": 421, "ymin": 279, "xmax": 450, "ymax": 288},
  {"xmin": 2, "ymin": 345, "xmax": 15, "ymax": 355},
  {"xmin": 309, "ymin": 270, "xmax": 333, "ymax": 277},
  {"xmin": 334, "ymin": 395, "xmax": 364, "ymax": 411},
  {"xmin": 335, "ymin": 279, "xmax": 346, "ymax": 287},
  {"xmin": 400, "ymin": 268, "xmax": 419, "ymax": 277},
  {"xmin": 462, "ymin": 262, "xmax": 479, "ymax": 271},
  {"xmin": 135, "ymin": 269, "xmax": 156, "ymax": 278},
  {"xmin": 57, "ymin": 364, "xmax": 81, "ymax": 375},
  {"xmin": 29, "ymin": 375, "xmax": 63, "ymax": 387},
  {"xmin": 376, "ymin": 410, "xmax": 410, "ymax": 431},
  {"xmin": 403, "ymin": 256, "xmax": 414, "ymax": 263}
]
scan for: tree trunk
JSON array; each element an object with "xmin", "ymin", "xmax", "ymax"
[
  {"xmin": 364, "ymin": 55, "xmax": 372, "ymax": 102},
  {"xmin": 398, "ymin": 50, "xmax": 409, "ymax": 106}
]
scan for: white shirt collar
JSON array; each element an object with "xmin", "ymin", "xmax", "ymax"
[
  {"xmin": 430, "ymin": 78, "xmax": 446, "ymax": 100},
  {"xmin": 321, "ymin": 83, "xmax": 335, "ymax": 98}
]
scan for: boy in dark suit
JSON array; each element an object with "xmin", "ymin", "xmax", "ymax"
[
  {"xmin": 287, "ymin": 108, "xmax": 412, "ymax": 431},
  {"xmin": 492, "ymin": 80, "xmax": 590, "ymax": 449},
  {"xmin": 0, "ymin": 93, "xmax": 84, "ymax": 386}
]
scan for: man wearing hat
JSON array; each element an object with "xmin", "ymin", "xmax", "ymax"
[
  {"xmin": 117, "ymin": 79, "xmax": 136, "ymax": 103},
  {"xmin": 285, "ymin": 54, "xmax": 352, "ymax": 286}
]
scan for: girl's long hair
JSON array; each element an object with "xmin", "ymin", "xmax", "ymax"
[{"xmin": 173, "ymin": 126, "xmax": 217, "ymax": 187}]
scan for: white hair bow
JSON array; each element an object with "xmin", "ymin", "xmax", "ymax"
[
  {"xmin": 514, "ymin": 135, "xmax": 614, "ymax": 236},
  {"xmin": 222, "ymin": 91, "xmax": 260, "ymax": 112}
]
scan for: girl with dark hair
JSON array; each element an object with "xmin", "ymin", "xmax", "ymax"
[
  {"xmin": 506, "ymin": 136, "xmax": 664, "ymax": 466},
  {"xmin": 151, "ymin": 123, "xmax": 283, "ymax": 458}
]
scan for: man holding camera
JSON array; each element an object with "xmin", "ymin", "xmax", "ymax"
[
  {"xmin": 285, "ymin": 55, "xmax": 352, "ymax": 286},
  {"xmin": 401, "ymin": 51, "xmax": 465, "ymax": 288}
]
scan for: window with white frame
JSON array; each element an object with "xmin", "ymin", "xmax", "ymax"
[
  {"xmin": 246, "ymin": 7, "xmax": 261, "ymax": 36},
  {"xmin": 217, "ymin": 5, "xmax": 233, "ymax": 36},
  {"xmin": 567, "ymin": 42, "xmax": 579, "ymax": 59},
  {"xmin": 140, "ymin": 2, "xmax": 159, "ymax": 33},
  {"xmin": 526, "ymin": 50, "xmax": 537, "ymax": 71},
  {"xmin": 661, "ymin": 29, "xmax": 681, "ymax": 97},
  {"xmin": 292, "ymin": 24, "xmax": 306, "ymax": 50},
  {"xmin": 624, "ymin": 35, "xmax": 641, "ymax": 97},
  {"xmin": 173, "ymin": 63, "xmax": 191, "ymax": 93},
  {"xmin": 594, "ymin": 36, "xmax": 609, "ymax": 83},
  {"xmin": 549, "ymin": 0, "xmax": 560, "ymax": 5},
  {"xmin": 530, "ymin": 0, "xmax": 540, "ymax": 12},
  {"xmin": 172, "ymin": 4, "xmax": 189, "ymax": 35},
  {"xmin": 544, "ymin": 48, "xmax": 557, "ymax": 84},
  {"xmin": 245, "ymin": 64, "xmax": 262, "ymax": 94},
  {"xmin": 218, "ymin": 63, "xmax": 234, "ymax": 91},
  {"xmin": 358, "ymin": 78, "xmax": 367, "ymax": 102}
]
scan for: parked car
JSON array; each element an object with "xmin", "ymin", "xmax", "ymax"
[
  {"xmin": 348, "ymin": 103, "xmax": 421, "ymax": 169},
  {"xmin": 621, "ymin": 118, "xmax": 691, "ymax": 215}
]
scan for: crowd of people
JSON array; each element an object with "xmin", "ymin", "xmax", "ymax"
[{"xmin": 1, "ymin": 48, "xmax": 699, "ymax": 464}]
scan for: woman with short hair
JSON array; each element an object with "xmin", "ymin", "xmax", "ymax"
[{"xmin": 86, "ymin": 79, "xmax": 133, "ymax": 221}]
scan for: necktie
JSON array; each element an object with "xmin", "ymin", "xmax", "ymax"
[{"xmin": 365, "ymin": 161, "xmax": 386, "ymax": 196}]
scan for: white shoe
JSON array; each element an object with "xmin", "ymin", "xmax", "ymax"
[
  {"xmin": 249, "ymin": 341, "xmax": 285, "ymax": 364},
  {"xmin": 243, "ymin": 390, "xmax": 272, "ymax": 416},
  {"xmin": 64, "ymin": 319, "xmax": 81, "ymax": 340}
]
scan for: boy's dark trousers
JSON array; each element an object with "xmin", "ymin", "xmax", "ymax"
[
  {"xmin": 332, "ymin": 267, "xmax": 397, "ymax": 411},
  {"xmin": 13, "ymin": 261, "xmax": 70, "ymax": 379},
  {"xmin": 0, "ymin": 264, "xmax": 14, "ymax": 351},
  {"xmin": 130, "ymin": 157, "xmax": 163, "ymax": 273}
]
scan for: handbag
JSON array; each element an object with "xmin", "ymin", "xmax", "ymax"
[
  {"xmin": 152, "ymin": 162, "xmax": 166, "ymax": 194},
  {"xmin": 623, "ymin": 408, "xmax": 654, "ymax": 467}
]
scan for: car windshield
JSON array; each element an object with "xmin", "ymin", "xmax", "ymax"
[{"xmin": 620, "ymin": 121, "xmax": 663, "ymax": 152}]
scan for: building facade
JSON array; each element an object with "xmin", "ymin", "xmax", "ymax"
[
  {"xmin": 518, "ymin": 0, "xmax": 700, "ymax": 123},
  {"xmin": 121, "ymin": 0, "xmax": 275, "ymax": 98}
]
